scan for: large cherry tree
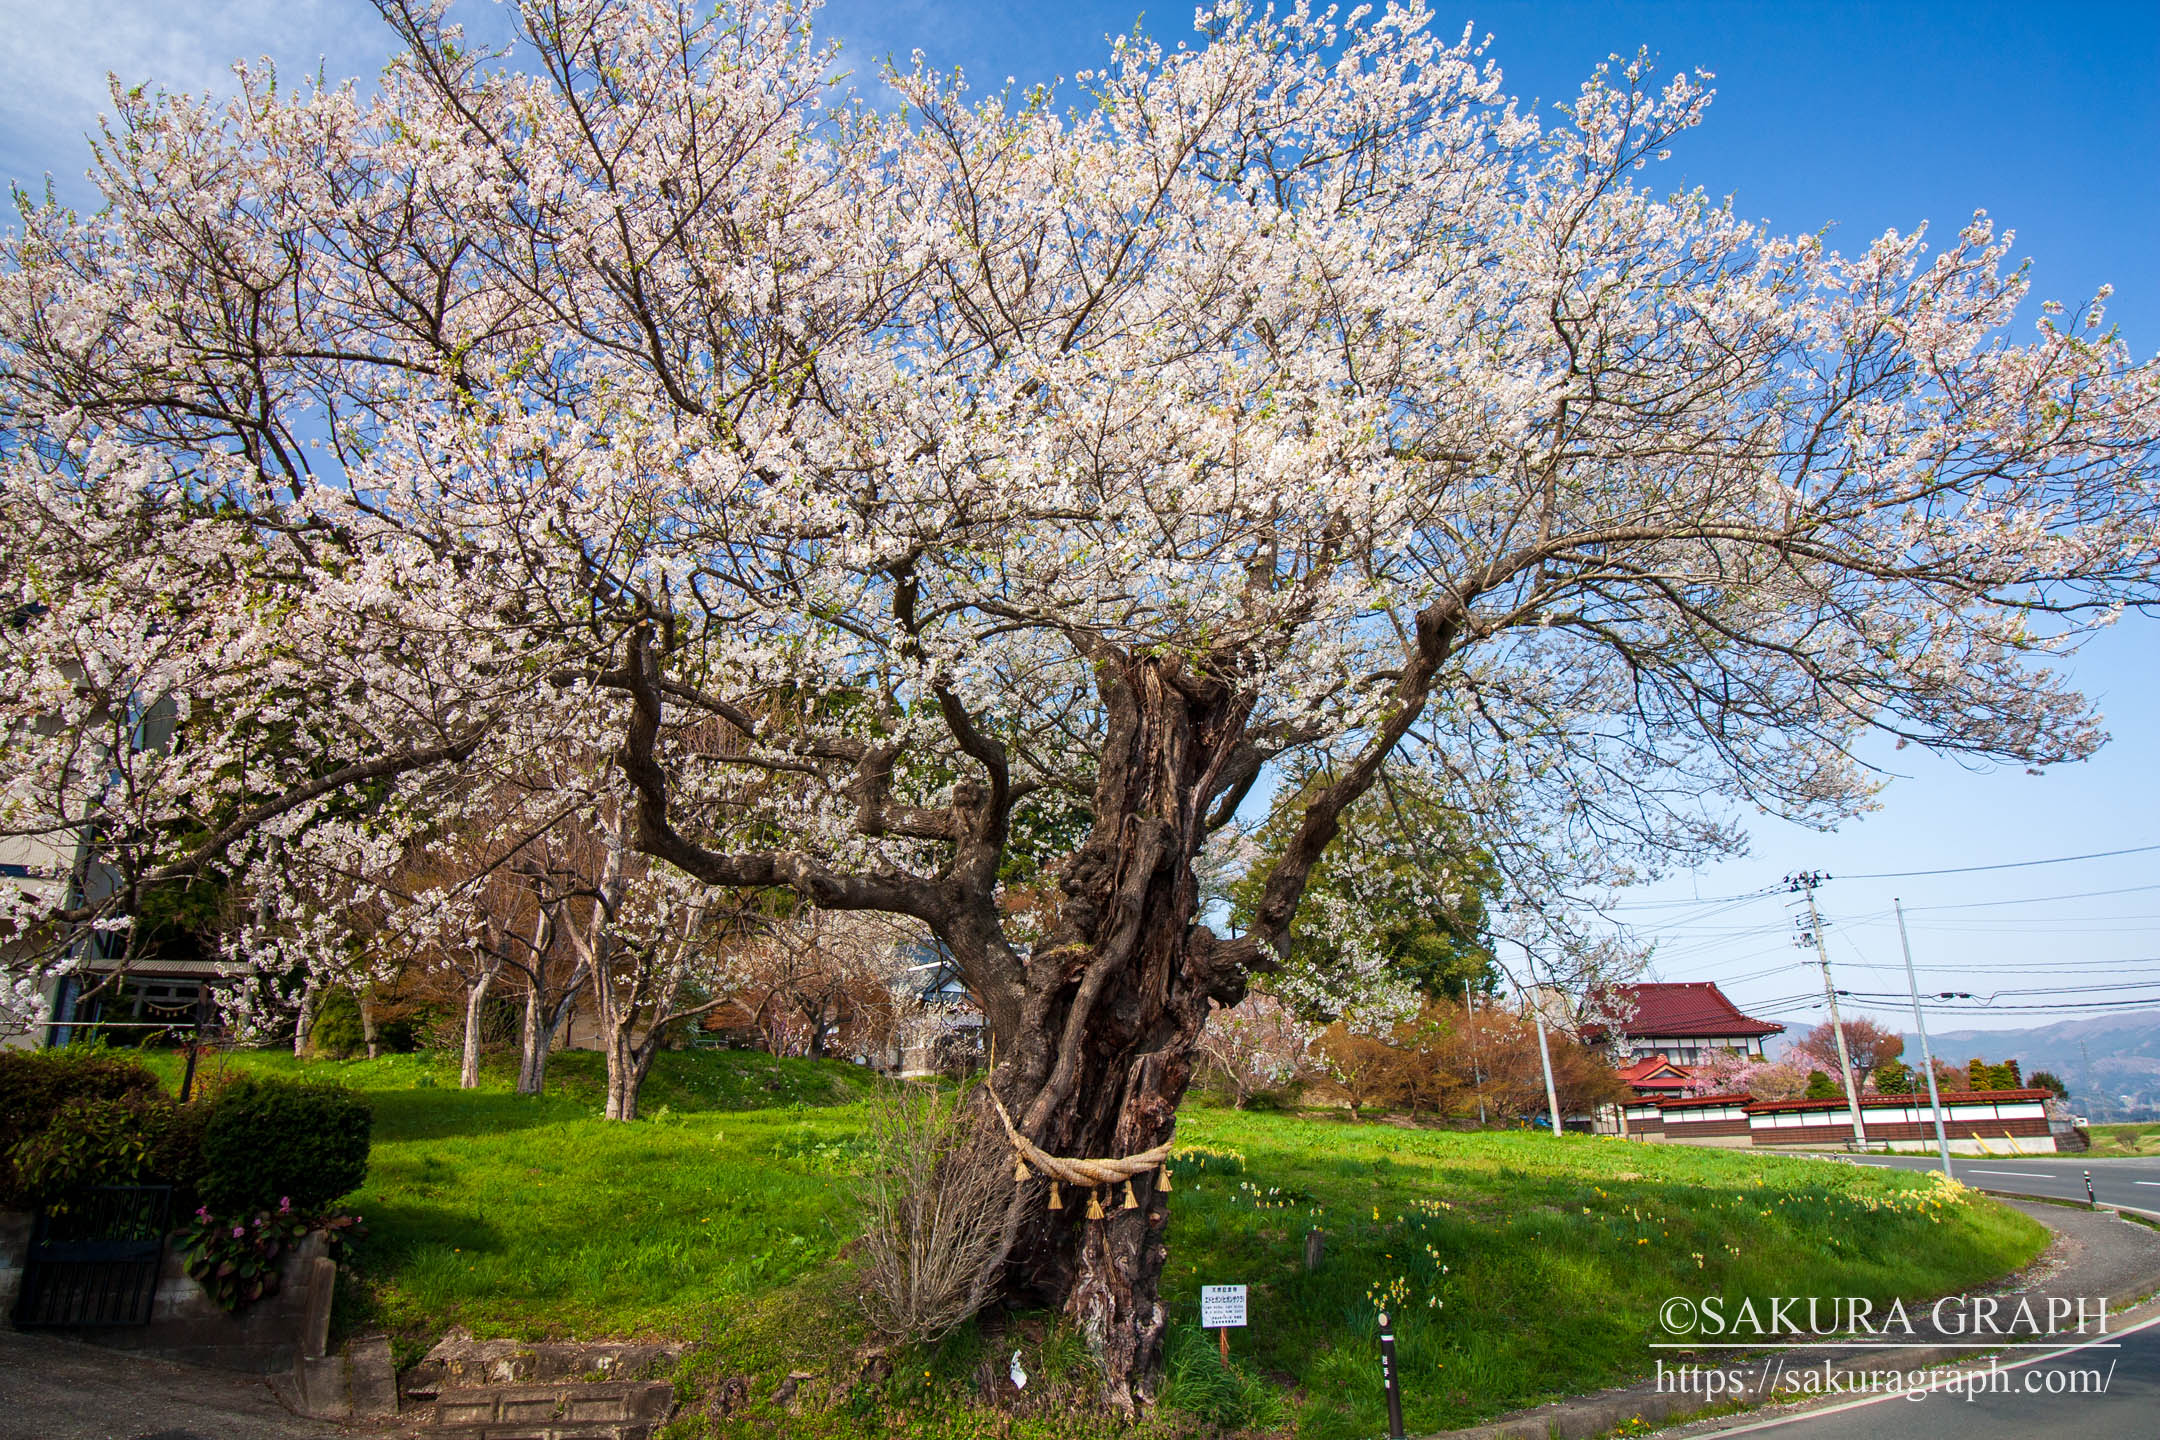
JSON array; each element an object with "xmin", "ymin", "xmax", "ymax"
[{"xmin": 5, "ymin": 0, "xmax": 2160, "ymax": 1401}]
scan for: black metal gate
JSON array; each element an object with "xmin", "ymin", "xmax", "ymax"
[{"xmin": 11, "ymin": 1184, "xmax": 171, "ymax": 1327}]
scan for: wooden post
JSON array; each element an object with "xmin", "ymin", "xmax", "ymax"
[
  {"xmin": 1379, "ymin": 1310, "xmax": 1406, "ymax": 1439},
  {"xmin": 1218, "ymin": 1326, "xmax": 1229, "ymax": 1363}
]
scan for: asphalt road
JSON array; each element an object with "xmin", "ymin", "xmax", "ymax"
[
  {"xmin": 1669, "ymin": 1171, "xmax": 2160, "ymax": 1440},
  {"xmin": 1814, "ymin": 1151, "xmax": 2160, "ymax": 1213},
  {"xmin": 1696, "ymin": 1309, "xmax": 2160, "ymax": 1439},
  {"xmin": 0, "ymin": 1328, "xmax": 350, "ymax": 1440}
]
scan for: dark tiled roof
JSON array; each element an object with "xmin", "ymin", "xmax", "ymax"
[{"xmin": 1593, "ymin": 982, "xmax": 1784, "ymax": 1040}]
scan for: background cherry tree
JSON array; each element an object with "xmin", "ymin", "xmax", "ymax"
[{"xmin": 5, "ymin": 0, "xmax": 2159, "ymax": 1399}]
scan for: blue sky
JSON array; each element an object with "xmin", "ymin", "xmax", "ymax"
[{"xmin": 4, "ymin": 1, "xmax": 2157, "ymax": 1037}]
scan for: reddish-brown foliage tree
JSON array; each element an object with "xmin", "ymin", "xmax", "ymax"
[{"xmin": 1791, "ymin": 1019, "xmax": 1905, "ymax": 1090}]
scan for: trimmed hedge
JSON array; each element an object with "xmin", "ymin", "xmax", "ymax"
[
  {"xmin": 0, "ymin": 1048, "xmax": 166, "ymax": 1209},
  {"xmin": 8, "ymin": 1093, "xmax": 210, "ymax": 1209},
  {"xmin": 0, "ymin": 1051, "xmax": 370, "ymax": 1218},
  {"xmin": 200, "ymin": 1077, "xmax": 372, "ymax": 1214}
]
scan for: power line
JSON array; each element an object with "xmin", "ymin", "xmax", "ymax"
[
  {"xmin": 1603, "ymin": 886, "xmax": 1783, "ymax": 912},
  {"xmin": 1756, "ymin": 995, "xmax": 2160, "ymax": 1017},
  {"xmin": 1900, "ymin": 922, "xmax": 2160, "ymax": 936},
  {"xmin": 1632, "ymin": 854, "xmax": 2160, "ymax": 1005},
  {"xmin": 1836, "ymin": 956, "xmax": 2160, "ymax": 974},
  {"xmin": 1836, "ymin": 842, "xmax": 2160, "ymax": 881},
  {"xmin": 1838, "ymin": 980, "xmax": 2160, "ymax": 1001},
  {"xmin": 1892, "ymin": 998, "xmax": 2160, "ymax": 1015},
  {"xmin": 1901, "ymin": 881, "xmax": 2160, "ymax": 913}
]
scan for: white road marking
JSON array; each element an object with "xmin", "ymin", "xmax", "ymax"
[
  {"xmin": 1969, "ymin": 1169, "xmax": 2053, "ymax": 1178},
  {"xmin": 2134, "ymin": 1180, "xmax": 2160, "ymax": 1187}
]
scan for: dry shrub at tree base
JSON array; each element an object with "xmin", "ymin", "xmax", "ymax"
[{"xmin": 857, "ymin": 1080, "xmax": 1012, "ymax": 1345}]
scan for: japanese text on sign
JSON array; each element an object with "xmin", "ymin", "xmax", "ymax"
[{"xmin": 1200, "ymin": 1285, "xmax": 1248, "ymax": 1328}]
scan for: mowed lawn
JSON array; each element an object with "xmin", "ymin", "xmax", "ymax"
[
  {"xmin": 138, "ymin": 1049, "xmax": 2047, "ymax": 1438},
  {"xmin": 140, "ymin": 1047, "xmax": 879, "ymax": 1341}
]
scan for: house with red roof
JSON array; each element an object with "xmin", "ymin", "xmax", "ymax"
[
  {"xmin": 1613, "ymin": 1054, "xmax": 1695, "ymax": 1099},
  {"xmin": 1585, "ymin": 981, "xmax": 1784, "ymax": 1066}
]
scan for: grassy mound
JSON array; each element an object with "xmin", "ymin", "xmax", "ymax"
[{"xmin": 129, "ymin": 1049, "xmax": 2045, "ymax": 1437}]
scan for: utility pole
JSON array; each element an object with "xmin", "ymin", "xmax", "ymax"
[
  {"xmin": 1894, "ymin": 900, "xmax": 1953, "ymax": 1179},
  {"xmin": 1523, "ymin": 967, "xmax": 1565, "ymax": 1138},
  {"xmin": 1493, "ymin": 921, "xmax": 1565, "ymax": 1136},
  {"xmin": 1788, "ymin": 871, "xmax": 1868, "ymax": 1150}
]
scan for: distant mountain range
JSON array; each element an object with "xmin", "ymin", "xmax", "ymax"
[{"xmin": 1908, "ymin": 1012, "xmax": 2160, "ymax": 1119}]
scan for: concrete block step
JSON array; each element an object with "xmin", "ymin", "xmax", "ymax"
[
  {"xmin": 403, "ymin": 1328, "xmax": 681, "ymax": 1403},
  {"xmin": 416, "ymin": 1378, "xmax": 675, "ymax": 1438}
]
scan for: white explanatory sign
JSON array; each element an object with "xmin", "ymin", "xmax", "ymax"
[{"xmin": 1200, "ymin": 1284, "xmax": 1248, "ymax": 1329}]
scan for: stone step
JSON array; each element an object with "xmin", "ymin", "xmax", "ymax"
[
  {"xmin": 402, "ymin": 1329, "xmax": 682, "ymax": 1402},
  {"xmin": 416, "ymin": 1378, "xmax": 676, "ymax": 1439}
]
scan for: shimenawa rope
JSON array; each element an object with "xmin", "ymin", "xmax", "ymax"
[{"xmin": 988, "ymin": 1090, "xmax": 1174, "ymax": 1216}]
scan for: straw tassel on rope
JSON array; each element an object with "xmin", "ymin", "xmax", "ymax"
[{"xmin": 988, "ymin": 1090, "xmax": 1174, "ymax": 1218}]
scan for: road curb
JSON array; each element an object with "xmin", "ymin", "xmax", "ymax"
[
  {"xmin": 1970, "ymin": 1191, "xmax": 2160, "ymax": 1309},
  {"xmin": 1422, "ymin": 1197, "xmax": 2160, "ymax": 1440}
]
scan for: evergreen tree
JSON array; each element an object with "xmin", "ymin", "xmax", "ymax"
[{"xmin": 2029, "ymin": 1069, "xmax": 2069, "ymax": 1100}]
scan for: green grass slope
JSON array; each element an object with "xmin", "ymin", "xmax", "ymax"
[
  {"xmin": 134, "ymin": 1049, "xmax": 2045, "ymax": 1438},
  {"xmin": 1161, "ymin": 1111, "xmax": 2041, "ymax": 1438},
  {"xmin": 136, "ymin": 1047, "xmax": 875, "ymax": 1339}
]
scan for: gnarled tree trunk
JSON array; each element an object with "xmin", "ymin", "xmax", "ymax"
[{"xmin": 985, "ymin": 659, "xmax": 1251, "ymax": 1409}]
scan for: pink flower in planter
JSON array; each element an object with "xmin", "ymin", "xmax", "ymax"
[
  {"xmin": 278, "ymin": 1196, "xmax": 291, "ymax": 1212},
  {"xmin": 232, "ymin": 1226, "xmax": 246, "ymax": 1238}
]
